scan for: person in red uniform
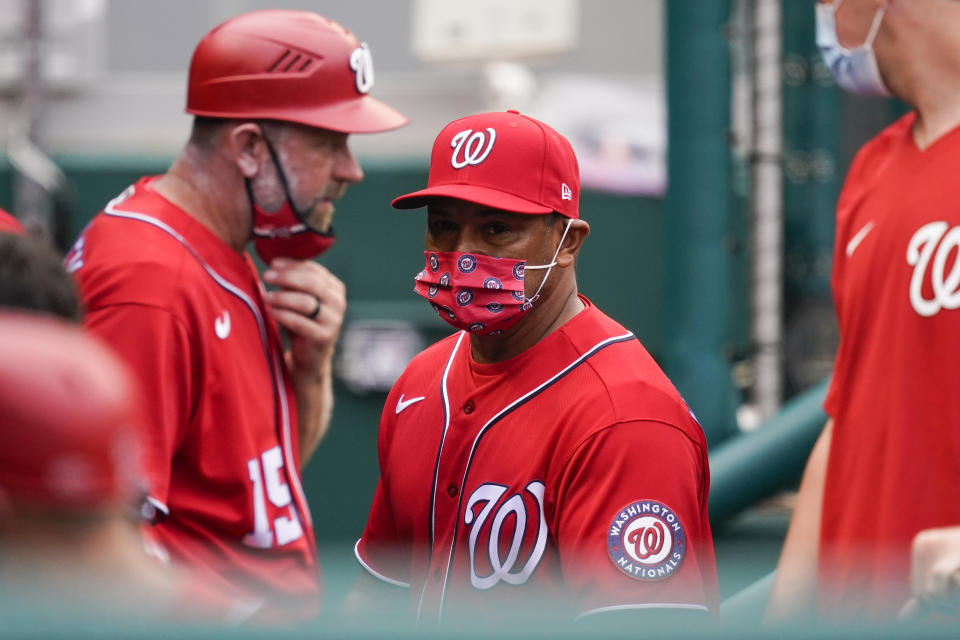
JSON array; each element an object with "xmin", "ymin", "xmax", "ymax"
[
  {"xmin": 768, "ymin": 0, "xmax": 960, "ymax": 623},
  {"xmin": 65, "ymin": 10, "xmax": 406, "ymax": 621},
  {"xmin": 347, "ymin": 111, "xmax": 717, "ymax": 625}
]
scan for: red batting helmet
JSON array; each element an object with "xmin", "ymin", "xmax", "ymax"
[
  {"xmin": 0, "ymin": 207, "xmax": 25, "ymax": 235},
  {"xmin": 185, "ymin": 10, "xmax": 407, "ymax": 134},
  {"xmin": 0, "ymin": 313, "xmax": 144, "ymax": 510}
]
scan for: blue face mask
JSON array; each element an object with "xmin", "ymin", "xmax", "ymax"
[{"xmin": 815, "ymin": 0, "xmax": 891, "ymax": 97}]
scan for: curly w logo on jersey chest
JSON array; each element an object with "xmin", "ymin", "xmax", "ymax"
[
  {"xmin": 906, "ymin": 221, "xmax": 960, "ymax": 317},
  {"xmin": 462, "ymin": 481, "xmax": 548, "ymax": 590}
]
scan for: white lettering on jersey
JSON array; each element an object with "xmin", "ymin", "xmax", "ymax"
[
  {"xmin": 215, "ymin": 310, "xmax": 231, "ymax": 339},
  {"xmin": 451, "ymin": 128, "xmax": 496, "ymax": 169},
  {"xmin": 395, "ymin": 393, "xmax": 425, "ymax": 414},
  {"xmin": 906, "ymin": 221, "xmax": 960, "ymax": 317},
  {"xmin": 463, "ymin": 480, "xmax": 547, "ymax": 590},
  {"xmin": 243, "ymin": 445, "xmax": 304, "ymax": 548},
  {"xmin": 64, "ymin": 235, "xmax": 85, "ymax": 273}
]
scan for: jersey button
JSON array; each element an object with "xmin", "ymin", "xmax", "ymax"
[
  {"xmin": 464, "ymin": 399, "xmax": 475, "ymax": 414},
  {"xmin": 446, "ymin": 483, "xmax": 458, "ymax": 497}
]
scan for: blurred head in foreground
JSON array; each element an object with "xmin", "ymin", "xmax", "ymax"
[{"xmin": 0, "ymin": 312, "xmax": 159, "ymax": 616}]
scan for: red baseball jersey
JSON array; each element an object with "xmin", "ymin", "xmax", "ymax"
[
  {"xmin": 66, "ymin": 177, "xmax": 320, "ymax": 620},
  {"xmin": 356, "ymin": 297, "xmax": 717, "ymax": 622},
  {"xmin": 821, "ymin": 113, "xmax": 960, "ymax": 617}
]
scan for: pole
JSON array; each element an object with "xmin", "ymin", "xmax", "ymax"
[
  {"xmin": 664, "ymin": 0, "xmax": 738, "ymax": 445},
  {"xmin": 751, "ymin": 0, "xmax": 784, "ymax": 420}
]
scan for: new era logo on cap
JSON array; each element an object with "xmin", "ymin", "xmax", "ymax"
[{"xmin": 391, "ymin": 110, "xmax": 580, "ymax": 219}]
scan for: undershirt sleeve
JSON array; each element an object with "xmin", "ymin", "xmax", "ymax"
[{"xmin": 824, "ymin": 198, "xmax": 849, "ymax": 418}]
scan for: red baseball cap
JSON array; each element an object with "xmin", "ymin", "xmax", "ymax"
[
  {"xmin": 186, "ymin": 10, "xmax": 407, "ymax": 134},
  {"xmin": 0, "ymin": 207, "xmax": 25, "ymax": 235},
  {"xmin": 0, "ymin": 313, "xmax": 144, "ymax": 510},
  {"xmin": 392, "ymin": 110, "xmax": 580, "ymax": 218}
]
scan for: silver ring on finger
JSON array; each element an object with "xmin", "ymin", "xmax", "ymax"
[{"xmin": 308, "ymin": 297, "xmax": 322, "ymax": 319}]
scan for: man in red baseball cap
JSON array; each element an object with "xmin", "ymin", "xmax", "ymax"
[
  {"xmin": 0, "ymin": 313, "xmax": 143, "ymax": 513},
  {"xmin": 64, "ymin": 10, "xmax": 406, "ymax": 620},
  {"xmin": 348, "ymin": 111, "xmax": 718, "ymax": 625}
]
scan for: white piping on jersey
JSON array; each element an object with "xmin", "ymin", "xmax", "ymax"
[
  {"xmin": 431, "ymin": 330, "xmax": 635, "ymax": 623},
  {"xmin": 145, "ymin": 495, "xmax": 170, "ymax": 515},
  {"xmin": 845, "ymin": 219, "xmax": 875, "ymax": 257},
  {"xmin": 266, "ymin": 346, "xmax": 310, "ymax": 527},
  {"xmin": 103, "ymin": 194, "xmax": 313, "ymax": 529},
  {"xmin": 354, "ymin": 539, "xmax": 411, "ymax": 588},
  {"xmin": 574, "ymin": 603, "xmax": 709, "ymax": 621},
  {"xmin": 416, "ymin": 330, "xmax": 466, "ymax": 622}
]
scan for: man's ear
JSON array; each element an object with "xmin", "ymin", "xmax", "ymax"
[
  {"xmin": 226, "ymin": 122, "xmax": 267, "ymax": 178},
  {"xmin": 556, "ymin": 219, "xmax": 589, "ymax": 268}
]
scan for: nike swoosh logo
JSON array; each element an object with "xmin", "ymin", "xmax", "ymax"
[
  {"xmin": 846, "ymin": 220, "xmax": 876, "ymax": 257},
  {"xmin": 215, "ymin": 311, "xmax": 231, "ymax": 340},
  {"xmin": 395, "ymin": 394, "xmax": 425, "ymax": 414}
]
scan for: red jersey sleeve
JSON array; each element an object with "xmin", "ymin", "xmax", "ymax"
[
  {"xmin": 84, "ymin": 303, "xmax": 196, "ymax": 512},
  {"xmin": 356, "ymin": 479, "xmax": 411, "ymax": 587},
  {"xmin": 825, "ymin": 147, "xmax": 866, "ymax": 418},
  {"xmin": 355, "ymin": 405, "xmax": 412, "ymax": 587},
  {"xmin": 552, "ymin": 420, "xmax": 716, "ymax": 618}
]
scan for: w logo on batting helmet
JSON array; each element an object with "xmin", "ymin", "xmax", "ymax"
[{"xmin": 349, "ymin": 43, "xmax": 375, "ymax": 94}]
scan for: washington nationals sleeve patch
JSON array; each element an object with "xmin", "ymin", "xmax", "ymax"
[{"xmin": 607, "ymin": 499, "xmax": 687, "ymax": 581}]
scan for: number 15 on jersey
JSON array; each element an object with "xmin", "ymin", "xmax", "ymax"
[{"xmin": 243, "ymin": 445, "xmax": 304, "ymax": 548}]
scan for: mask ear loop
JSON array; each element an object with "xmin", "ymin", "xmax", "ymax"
[
  {"xmin": 255, "ymin": 122, "xmax": 334, "ymax": 237},
  {"xmin": 829, "ymin": 0, "xmax": 886, "ymax": 50},
  {"xmin": 864, "ymin": 2, "xmax": 887, "ymax": 48},
  {"xmin": 523, "ymin": 217, "xmax": 574, "ymax": 306}
]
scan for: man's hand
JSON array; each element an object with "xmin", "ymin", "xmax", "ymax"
[
  {"xmin": 263, "ymin": 257, "xmax": 346, "ymax": 367},
  {"xmin": 899, "ymin": 525, "xmax": 960, "ymax": 621},
  {"xmin": 263, "ymin": 257, "xmax": 346, "ymax": 463}
]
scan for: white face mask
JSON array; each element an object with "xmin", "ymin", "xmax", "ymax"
[{"xmin": 815, "ymin": 0, "xmax": 891, "ymax": 97}]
